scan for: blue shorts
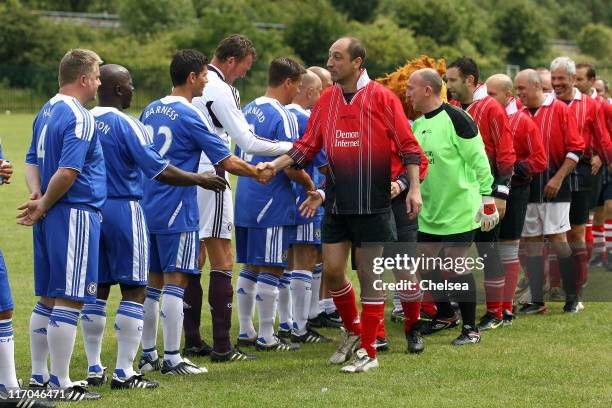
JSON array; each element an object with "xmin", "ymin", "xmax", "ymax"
[
  {"xmin": 0, "ymin": 250, "xmax": 14, "ymax": 312},
  {"xmin": 98, "ymin": 199, "xmax": 149, "ymax": 286},
  {"xmin": 34, "ymin": 204, "xmax": 101, "ymax": 302},
  {"xmin": 150, "ymin": 231, "xmax": 199, "ymax": 274},
  {"xmin": 292, "ymin": 214, "xmax": 322, "ymax": 246},
  {"xmin": 235, "ymin": 225, "xmax": 296, "ymax": 267}
]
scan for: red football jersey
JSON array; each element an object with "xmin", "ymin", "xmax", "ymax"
[
  {"xmin": 288, "ymin": 70, "xmax": 424, "ymax": 215},
  {"xmin": 522, "ymin": 93, "xmax": 584, "ymax": 202},
  {"xmin": 454, "ymin": 84, "xmax": 516, "ymax": 199},
  {"xmin": 505, "ymin": 98, "xmax": 547, "ymax": 186}
]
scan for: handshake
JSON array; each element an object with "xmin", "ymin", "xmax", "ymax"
[{"xmin": 255, "ymin": 162, "xmax": 276, "ymax": 184}]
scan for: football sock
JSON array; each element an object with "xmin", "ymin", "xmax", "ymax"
[
  {"xmin": 451, "ymin": 274, "xmax": 477, "ymax": 328},
  {"xmin": 526, "ymin": 256, "xmax": 545, "ymax": 304},
  {"xmin": 209, "ymin": 269, "xmax": 233, "ymax": 353},
  {"xmin": 183, "ymin": 273, "xmax": 203, "ymax": 348},
  {"xmin": 80, "ymin": 299, "xmax": 106, "ymax": 374},
  {"xmin": 48, "ymin": 306, "xmax": 79, "ymax": 388},
  {"xmin": 500, "ymin": 243, "xmax": 520, "ymax": 314},
  {"xmin": 571, "ymin": 247, "xmax": 588, "ymax": 296},
  {"xmin": 237, "ymin": 268, "xmax": 258, "ymax": 339},
  {"xmin": 114, "ymin": 301, "xmax": 144, "ymax": 380},
  {"xmin": 141, "ymin": 287, "xmax": 161, "ymax": 361},
  {"xmin": 309, "ymin": 263, "xmax": 323, "ymax": 319},
  {"xmin": 399, "ymin": 288, "xmax": 422, "ymax": 332},
  {"xmin": 256, "ymin": 273, "xmax": 279, "ymax": 344},
  {"xmin": 30, "ymin": 301, "xmax": 52, "ymax": 383},
  {"xmin": 277, "ymin": 270, "xmax": 292, "ymax": 331},
  {"xmin": 161, "ymin": 284, "xmax": 185, "ymax": 367},
  {"xmin": 0, "ymin": 319, "xmax": 18, "ymax": 389},
  {"xmin": 330, "ymin": 281, "xmax": 361, "ymax": 335},
  {"xmin": 290, "ymin": 270, "xmax": 312, "ymax": 336},
  {"xmin": 360, "ymin": 301, "xmax": 384, "ymax": 358}
]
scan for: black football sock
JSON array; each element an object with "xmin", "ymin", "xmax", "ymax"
[
  {"xmin": 183, "ymin": 274, "xmax": 203, "ymax": 348},
  {"xmin": 209, "ymin": 269, "xmax": 233, "ymax": 353},
  {"xmin": 526, "ymin": 256, "xmax": 545, "ymax": 305}
]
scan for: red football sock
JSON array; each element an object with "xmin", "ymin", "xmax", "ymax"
[
  {"xmin": 502, "ymin": 259, "xmax": 521, "ymax": 314},
  {"xmin": 421, "ymin": 290, "xmax": 437, "ymax": 317},
  {"xmin": 586, "ymin": 216, "xmax": 594, "ymax": 259},
  {"xmin": 399, "ymin": 288, "xmax": 422, "ymax": 332},
  {"xmin": 330, "ymin": 281, "xmax": 361, "ymax": 335},
  {"xmin": 572, "ymin": 247, "xmax": 589, "ymax": 295},
  {"xmin": 376, "ymin": 318, "xmax": 386, "ymax": 339},
  {"xmin": 360, "ymin": 302, "xmax": 384, "ymax": 358},
  {"xmin": 549, "ymin": 252, "xmax": 560, "ymax": 289},
  {"xmin": 484, "ymin": 276, "xmax": 505, "ymax": 318}
]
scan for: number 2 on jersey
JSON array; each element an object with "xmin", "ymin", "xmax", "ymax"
[{"xmin": 145, "ymin": 125, "xmax": 173, "ymax": 157}]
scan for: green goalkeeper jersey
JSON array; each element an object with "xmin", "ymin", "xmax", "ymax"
[{"xmin": 412, "ymin": 102, "xmax": 493, "ymax": 235}]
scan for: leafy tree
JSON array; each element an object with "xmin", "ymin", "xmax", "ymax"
[
  {"xmin": 284, "ymin": 0, "xmax": 349, "ymax": 67},
  {"xmin": 118, "ymin": 0, "xmax": 196, "ymax": 35},
  {"xmin": 576, "ymin": 24, "xmax": 612, "ymax": 62},
  {"xmin": 332, "ymin": 0, "xmax": 379, "ymax": 22},
  {"xmin": 349, "ymin": 17, "xmax": 417, "ymax": 77}
]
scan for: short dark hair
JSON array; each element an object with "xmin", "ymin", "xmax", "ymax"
[
  {"xmin": 346, "ymin": 37, "xmax": 366, "ymax": 68},
  {"xmin": 214, "ymin": 34, "xmax": 257, "ymax": 62},
  {"xmin": 449, "ymin": 57, "xmax": 479, "ymax": 85},
  {"xmin": 268, "ymin": 57, "xmax": 306, "ymax": 87},
  {"xmin": 576, "ymin": 62, "xmax": 596, "ymax": 80},
  {"xmin": 170, "ymin": 49, "xmax": 208, "ymax": 86}
]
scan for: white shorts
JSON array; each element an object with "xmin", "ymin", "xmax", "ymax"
[
  {"xmin": 521, "ymin": 202, "xmax": 571, "ymax": 237},
  {"xmin": 197, "ymin": 186, "xmax": 233, "ymax": 240}
]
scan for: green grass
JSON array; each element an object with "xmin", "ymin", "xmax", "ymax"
[{"xmin": 1, "ymin": 113, "xmax": 612, "ymax": 407}]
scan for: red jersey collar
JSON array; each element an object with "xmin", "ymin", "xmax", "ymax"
[
  {"xmin": 472, "ymin": 83, "xmax": 488, "ymax": 102},
  {"xmin": 505, "ymin": 97, "xmax": 518, "ymax": 116}
]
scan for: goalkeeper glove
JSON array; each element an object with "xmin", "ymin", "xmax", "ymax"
[{"xmin": 474, "ymin": 196, "xmax": 499, "ymax": 232}]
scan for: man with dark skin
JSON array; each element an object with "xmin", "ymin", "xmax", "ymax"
[{"xmin": 79, "ymin": 64, "xmax": 228, "ymax": 388}]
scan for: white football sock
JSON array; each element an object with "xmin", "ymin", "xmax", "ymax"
[
  {"xmin": 256, "ymin": 273, "xmax": 279, "ymax": 344},
  {"xmin": 0, "ymin": 319, "xmax": 18, "ymax": 389},
  {"xmin": 236, "ymin": 269, "xmax": 258, "ymax": 339},
  {"xmin": 29, "ymin": 301, "xmax": 52, "ymax": 383},
  {"xmin": 290, "ymin": 270, "xmax": 313, "ymax": 336},
  {"xmin": 80, "ymin": 299, "xmax": 106, "ymax": 374},
  {"xmin": 277, "ymin": 270, "xmax": 292, "ymax": 330},
  {"xmin": 309, "ymin": 263, "xmax": 323, "ymax": 318},
  {"xmin": 114, "ymin": 301, "xmax": 144, "ymax": 379},
  {"xmin": 161, "ymin": 285, "xmax": 185, "ymax": 367},
  {"xmin": 141, "ymin": 287, "xmax": 161, "ymax": 361},
  {"xmin": 47, "ymin": 306, "xmax": 79, "ymax": 388}
]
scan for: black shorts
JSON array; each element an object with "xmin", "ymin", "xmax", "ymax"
[
  {"xmin": 322, "ymin": 209, "xmax": 397, "ymax": 246},
  {"xmin": 417, "ymin": 229, "xmax": 475, "ymax": 247},
  {"xmin": 569, "ymin": 190, "xmax": 592, "ymax": 225},
  {"xmin": 601, "ymin": 181, "xmax": 612, "ymax": 205},
  {"xmin": 499, "ymin": 184, "xmax": 530, "ymax": 240},
  {"xmin": 590, "ymin": 169, "xmax": 603, "ymax": 209}
]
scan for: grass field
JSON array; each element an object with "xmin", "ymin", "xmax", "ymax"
[{"xmin": 1, "ymin": 113, "xmax": 612, "ymax": 407}]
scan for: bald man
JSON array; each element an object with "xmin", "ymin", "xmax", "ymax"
[
  {"xmin": 485, "ymin": 74, "xmax": 546, "ymax": 326},
  {"xmin": 79, "ymin": 64, "xmax": 227, "ymax": 388},
  {"xmin": 536, "ymin": 68, "xmax": 552, "ymax": 93},
  {"xmin": 308, "ymin": 66, "xmax": 333, "ymax": 90},
  {"xmin": 407, "ymin": 68, "xmax": 497, "ymax": 346},
  {"xmin": 514, "ymin": 68, "xmax": 584, "ymax": 314},
  {"xmin": 276, "ymin": 70, "xmax": 333, "ymax": 343}
]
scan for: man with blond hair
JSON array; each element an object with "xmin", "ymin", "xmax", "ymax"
[{"xmin": 20, "ymin": 49, "xmax": 105, "ymax": 401}]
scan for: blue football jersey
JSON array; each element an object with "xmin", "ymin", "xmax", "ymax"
[
  {"xmin": 139, "ymin": 96, "xmax": 231, "ymax": 233},
  {"xmin": 0, "ymin": 138, "xmax": 3, "ymax": 160},
  {"xmin": 26, "ymin": 94, "xmax": 107, "ymax": 210},
  {"xmin": 92, "ymin": 107, "xmax": 168, "ymax": 200},
  {"xmin": 235, "ymin": 97, "xmax": 299, "ymax": 228},
  {"xmin": 286, "ymin": 104, "xmax": 327, "ymax": 224}
]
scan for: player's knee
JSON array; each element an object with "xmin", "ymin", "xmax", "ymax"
[
  {"xmin": 39, "ymin": 296, "xmax": 55, "ymax": 309},
  {"xmin": 147, "ymin": 272, "xmax": 164, "ymax": 289},
  {"xmin": 164, "ymin": 272, "xmax": 189, "ymax": 288},
  {"xmin": 119, "ymin": 284, "xmax": 146, "ymax": 304},
  {"xmin": 0, "ymin": 309, "xmax": 13, "ymax": 320}
]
